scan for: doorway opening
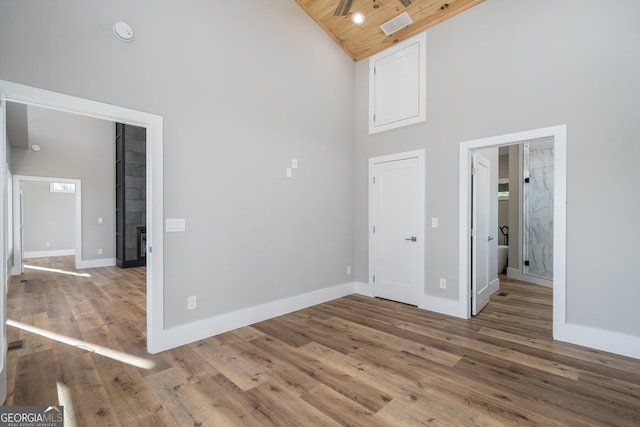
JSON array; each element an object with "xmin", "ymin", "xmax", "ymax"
[
  {"xmin": 12, "ymin": 175, "xmax": 82, "ymax": 275},
  {"xmin": 459, "ymin": 125, "xmax": 567, "ymax": 339},
  {"xmin": 1, "ymin": 80, "xmax": 164, "ymax": 353}
]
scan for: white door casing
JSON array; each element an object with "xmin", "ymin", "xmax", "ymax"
[
  {"xmin": 0, "ymin": 90, "xmax": 8, "ymax": 403},
  {"xmin": 471, "ymin": 153, "xmax": 491, "ymax": 315},
  {"xmin": 369, "ymin": 150, "xmax": 425, "ymax": 305},
  {"xmin": 0, "ymin": 80, "xmax": 164, "ymax": 354},
  {"xmin": 12, "ymin": 176, "xmax": 81, "ymax": 275}
]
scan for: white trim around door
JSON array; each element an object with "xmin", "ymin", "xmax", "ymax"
[
  {"xmin": 0, "ymin": 80, "xmax": 164, "ymax": 354},
  {"xmin": 459, "ymin": 126, "xmax": 566, "ymax": 325},
  {"xmin": 368, "ymin": 149, "xmax": 425, "ymax": 306},
  {"xmin": 12, "ymin": 175, "xmax": 82, "ymax": 274},
  {"xmin": 457, "ymin": 125, "xmax": 640, "ymax": 360}
]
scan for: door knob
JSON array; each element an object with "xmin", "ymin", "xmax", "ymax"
[
  {"xmin": 488, "ymin": 236, "xmax": 494, "ymax": 241},
  {"xmin": 405, "ymin": 237, "xmax": 417, "ymax": 242}
]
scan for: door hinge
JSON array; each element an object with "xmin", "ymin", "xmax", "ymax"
[
  {"xmin": 373, "ymin": 176, "xmax": 376, "ymax": 184},
  {"xmin": 373, "ymin": 226, "xmax": 376, "ymax": 234},
  {"xmin": 471, "ymin": 167, "xmax": 477, "ymax": 175},
  {"xmin": 374, "ymin": 67, "xmax": 376, "ymax": 75},
  {"xmin": 372, "ymin": 275, "xmax": 376, "ymax": 283},
  {"xmin": 524, "ymin": 260, "xmax": 530, "ymax": 266},
  {"xmin": 524, "ymin": 177, "xmax": 530, "ymax": 183},
  {"xmin": 373, "ymin": 114, "xmax": 376, "ymax": 122},
  {"xmin": 470, "ymin": 228, "xmax": 475, "ymax": 237}
]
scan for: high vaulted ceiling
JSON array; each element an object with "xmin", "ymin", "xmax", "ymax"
[{"xmin": 295, "ymin": 0, "xmax": 485, "ymax": 61}]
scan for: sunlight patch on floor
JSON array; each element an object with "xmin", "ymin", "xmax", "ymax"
[
  {"xmin": 7, "ymin": 319, "xmax": 155, "ymax": 370},
  {"xmin": 24, "ymin": 264, "xmax": 91, "ymax": 278},
  {"xmin": 56, "ymin": 382, "xmax": 77, "ymax": 427}
]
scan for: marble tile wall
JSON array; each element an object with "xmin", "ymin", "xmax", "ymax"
[{"xmin": 524, "ymin": 145, "xmax": 554, "ymax": 280}]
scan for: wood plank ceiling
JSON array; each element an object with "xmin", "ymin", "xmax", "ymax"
[{"xmin": 295, "ymin": 0, "xmax": 485, "ymax": 61}]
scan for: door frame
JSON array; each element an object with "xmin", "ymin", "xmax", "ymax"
[
  {"xmin": 12, "ymin": 175, "xmax": 82, "ymax": 274},
  {"xmin": 458, "ymin": 125, "xmax": 567, "ymax": 338},
  {"xmin": 0, "ymin": 80, "xmax": 164, "ymax": 354},
  {"xmin": 368, "ymin": 149, "xmax": 425, "ymax": 304}
]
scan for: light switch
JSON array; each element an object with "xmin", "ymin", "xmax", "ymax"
[
  {"xmin": 432, "ymin": 217, "xmax": 439, "ymax": 228},
  {"xmin": 98, "ymin": 217, "xmax": 103, "ymax": 224},
  {"xmin": 286, "ymin": 168, "xmax": 292, "ymax": 178},
  {"xmin": 166, "ymin": 218, "xmax": 186, "ymax": 232},
  {"xmin": 292, "ymin": 158, "xmax": 298, "ymax": 169}
]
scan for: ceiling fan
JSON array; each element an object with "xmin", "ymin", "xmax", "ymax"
[{"xmin": 334, "ymin": 0, "xmax": 415, "ymax": 16}]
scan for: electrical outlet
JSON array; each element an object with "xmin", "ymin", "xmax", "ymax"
[
  {"xmin": 187, "ymin": 296, "xmax": 197, "ymax": 310},
  {"xmin": 346, "ymin": 265, "xmax": 352, "ymax": 275},
  {"xmin": 98, "ymin": 248, "xmax": 103, "ymax": 255},
  {"xmin": 439, "ymin": 278, "xmax": 446, "ymax": 289},
  {"xmin": 45, "ymin": 242, "xmax": 50, "ymax": 248}
]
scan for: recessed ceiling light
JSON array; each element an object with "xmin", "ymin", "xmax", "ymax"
[{"xmin": 351, "ymin": 12, "xmax": 365, "ymax": 25}]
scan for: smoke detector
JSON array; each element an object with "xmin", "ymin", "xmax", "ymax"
[{"xmin": 113, "ymin": 21, "xmax": 134, "ymax": 42}]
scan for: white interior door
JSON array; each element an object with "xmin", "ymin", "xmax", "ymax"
[
  {"xmin": 0, "ymin": 92, "xmax": 9, "ymax": 403},
  {"xmin": 372, "ymin": 156, "xmax": 421, "ymax": 305},
  {"xmin": 472, "ymin": 153, "xmax": 491, "ymax": 315}
]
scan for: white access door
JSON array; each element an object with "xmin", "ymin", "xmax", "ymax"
[
  {"xmin": 472, "ymin": 153, "xmax": 491, "ymax": 315},
  {"xmin": 0, "ymin": 93, "xmax": 9, "ymax": 403},
  {"xmin": 371, "ymin": 156, "xmax": 422, "ymax": 305}
]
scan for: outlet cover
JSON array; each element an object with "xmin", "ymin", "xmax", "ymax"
[
  {"xmin": 439, "ymin": 278, "xmax": 446, "ymax": 289},
  {"xmin": 346, "ymin": 265, "xmax": 352, "ymax": 275},
  {"xmin": 187, "ymin": 296, "xmax": 197, "ymax": 310}
]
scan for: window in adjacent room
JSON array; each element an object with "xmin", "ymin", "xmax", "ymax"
[{"xmin": 50, "ymin": 182, "xmax": 76, "ymax": 194}]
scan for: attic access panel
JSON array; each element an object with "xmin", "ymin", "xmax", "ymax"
[{"xmin": 369, "ymin": 32, "xmax": 426, "ymax": 134}]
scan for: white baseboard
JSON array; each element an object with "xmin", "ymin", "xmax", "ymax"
[
  {"xmin": 507, "ymin": 267, "xmax": 553, "ymax": 288},
  {"xmin": 554, "ymin": 322, "xmax": 640, "ymax": 360},
  {"xmin": 150, "ymin": 281, "xmax": 355, "ymax": 354},
  {"xmin": 76, "ymin": 258, "xmax": 116, "ymax": 269},
  {"xmin": 419, "ymin": 295, "xmax": 467, "ymax": 319},
  {"xmin": 24, "ymin": 249, "xmax": 75, "ymax": 259},
  {"xmin": 489, "ymin": 278, "xmax": 500, "ymax": 294},
  {"xmin": 354, "ymin": 281, "xmax": 374, "ymax": 297}
]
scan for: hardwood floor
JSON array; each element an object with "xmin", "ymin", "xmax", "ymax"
[{"xmin": 6, "ymin": 256, "xmax": 640, "ymax": 426}]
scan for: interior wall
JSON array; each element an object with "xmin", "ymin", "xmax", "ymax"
[
  {"xmin": 10, "ymin": 106, "xmax": 115, "ymax": 262},
  {"xmin": 0, "ymin": 0, "xmax": 355, "ymax": 329},
  {"xmin": 354, "ymin": 0, "xmax": 640, "ymax": 336},
  {"xmin": 22, "ymin": 180, "xmax": 75, "ymax": 254}
]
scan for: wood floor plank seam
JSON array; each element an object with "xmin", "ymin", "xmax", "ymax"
[{"xmin": 5, "ymin": 257, "xmax": 640, "ymax": 426}]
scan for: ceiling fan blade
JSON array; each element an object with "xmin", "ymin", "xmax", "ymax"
[
  {"xmin": 334, "ymin": 0, "xmax": 354, "ymax": 16},
  {"xmin": 398, "ymin": 0, "xmax": 415, "ymax": 7}
]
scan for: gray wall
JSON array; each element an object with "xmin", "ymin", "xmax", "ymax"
[
  {"xmin": 2, "ymin": 0, "xmax": 639, "ymax": 339},
  {"xmin": 23, "ymin": 181, "xmax": 75, "ymax": 253},
  {"xmin": 11, "ymin": 106, "xmax": 115, "ymax": 261},
  {"xmin": 354, "ymin": 0, "xmax": 640, "ymax": 336},
  {"xmin": 0, "ymin": 0, "xmax": 355, "ymax": 329}
]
